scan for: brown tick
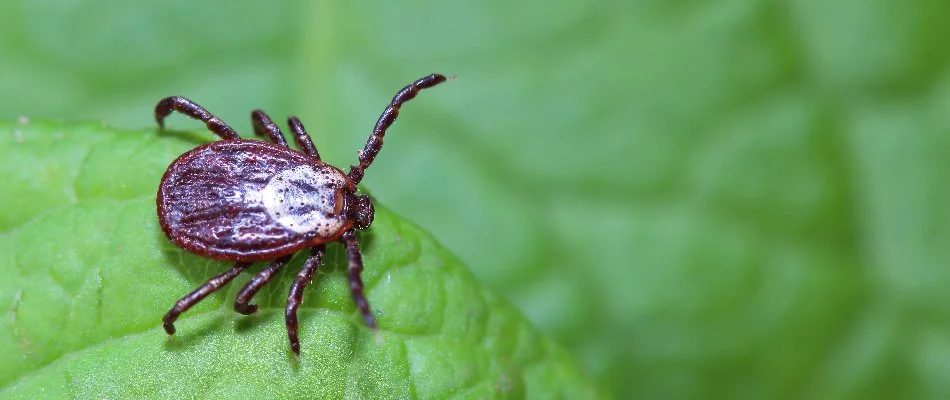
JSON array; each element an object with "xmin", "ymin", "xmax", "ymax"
[{"xmin": 155, "ymin": 74, "xmax": 447, "ymax": 354}]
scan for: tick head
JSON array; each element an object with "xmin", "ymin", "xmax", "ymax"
[{"xmin": 345, "ymin": 193, "xmax": 374, "ymax": 230}]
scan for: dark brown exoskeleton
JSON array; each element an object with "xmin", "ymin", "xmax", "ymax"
[{"xmin": 155, "ymin": 74, "xmax": 447, "ymax": 354}]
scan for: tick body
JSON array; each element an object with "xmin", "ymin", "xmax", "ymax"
[
  {"xmin": 155, "ymin": 73, "xmax": 447, "ymax": 354},
  {"xmin": 159, "ymin": 141, "xmax": 355, "ymax": 262}
]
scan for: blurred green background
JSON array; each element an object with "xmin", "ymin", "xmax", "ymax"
[{"xmin": 2, "ymin": 0, "xmax": 950, "ymax": 398}]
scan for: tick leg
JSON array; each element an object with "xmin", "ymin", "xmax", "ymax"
[
  {"xmin": 347, "ymin": 73, "xmax": 448, "ymax": 184},
  {"xmin": 234, "ymin": 255, "xmax": 292, "ymax": 315},
  {"xmin": 155, "ymin": 96, "xmax": 241, "ymax": 140},
  {"xmin": 162, "ymin": 262, "xmax": 251, "ymax": 335},
  {"xmin": 286, "ymin": 245, "xmax": 325, "ymax": 355},
  {"xmin": 287, "ymin": 116, "xmax": 320, "ymax": 160},
  {"xmin": 341, "ymin": 230, "xmax": 378, "ymax": 330},
  {"xmin": 251, "ymin": 110, "xmax": 288, "ymax": 146}
]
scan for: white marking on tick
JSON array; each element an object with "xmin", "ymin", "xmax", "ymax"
[{"xmin": 261, "ymin": 165, "xmax": 346, "ymax": 235}]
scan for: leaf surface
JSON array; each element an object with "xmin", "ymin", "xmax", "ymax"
[
  {"xmin": 0, "ymin": 122, "xmax": 599, "ymax": 399},
  {"xmin": 2, "ymin": 0, "xmax": 950, "ymax": 398}
]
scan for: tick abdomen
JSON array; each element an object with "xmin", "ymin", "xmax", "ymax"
[{"xmin": 158, "ymin": 140, "xmax": 351, "ymax": 262}]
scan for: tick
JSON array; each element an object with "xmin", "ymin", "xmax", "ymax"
[{"xmin": 155, "ymin": 73, "xmax": 447, "ymax": 354}]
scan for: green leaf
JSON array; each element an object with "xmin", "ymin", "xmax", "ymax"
[
  {"xmin": 0, "ymin": 121, "xmax": 601, "ymax": 399},
  {"xmin": 3, "ymin": 0, "xmax": 950, "ymax": 398}
]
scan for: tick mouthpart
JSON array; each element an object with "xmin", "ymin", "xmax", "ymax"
[{"xmin": 346, "ymin": 194, "xmax": 374, "ymax": 230}]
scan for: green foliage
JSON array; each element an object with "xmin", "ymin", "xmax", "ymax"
[
  {"xmin": 2, "ymin": 0, "xmax": 950, "ymax": 398},
  {"xmin": 0, "ymin": 122, "xmax": 599, "ymax": 398}
]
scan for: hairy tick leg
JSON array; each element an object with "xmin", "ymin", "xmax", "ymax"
[
  {"xmin": 288, "ymin": 116, "xmax": 320, "ymax": 160},
  {"xmin": 342, "ymin": 230, "xmax": 377, "ymax": 330},
  {"xmin": 347, "ymin": 74, "xmax": 448, "ymax": 184},
  {"xmin": 163, "ymin": 262, "xmax": 251, "ymax": 334},
  {"xmin": 155, "ymin": 96, "xmax": 241, "ymax": 140},
  {"xmin": 251, "ymin": 110, "xmax": 288, "ymax": 146},
  {"xmin": 234, "ymin": 256, "xmax": 292, "ymax": 315},
  {"xmin": 286, "ymin": 246, "xmax": 325, "ymax": 355}
]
